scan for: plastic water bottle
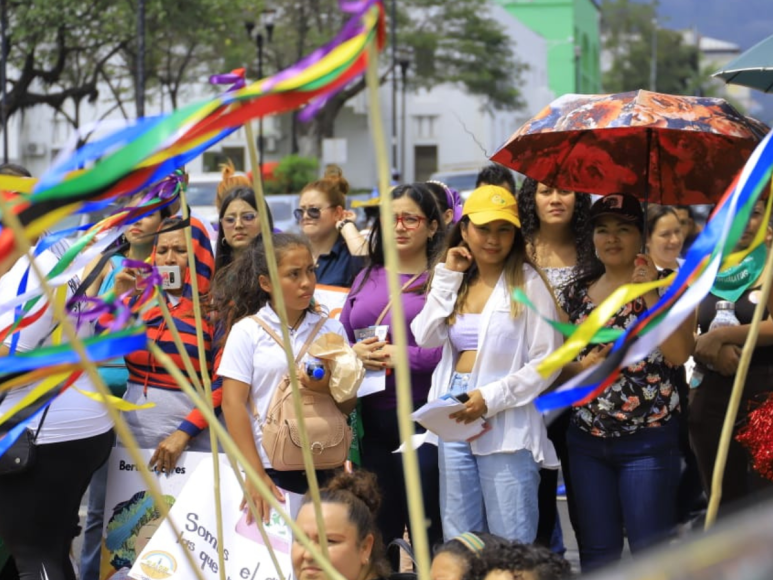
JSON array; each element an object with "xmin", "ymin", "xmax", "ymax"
[
  {"xmin": 708, "ymin": 300, "xmax": 741, "ymax": 332},
  {"xmin": 694, "ymin": 301, "xmax": 741, "ymax": 382},
  {"xmin": 305, "ymin": 356, "xmax": 326, "ymax": 381}
]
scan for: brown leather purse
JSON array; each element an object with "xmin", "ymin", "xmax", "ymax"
[{"xmin": 250, "ymin": 316, "xmax": 352, "ymax": 471}]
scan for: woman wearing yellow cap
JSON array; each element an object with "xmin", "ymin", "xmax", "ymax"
[{"xmin": 412, "ymin": 185, "xmax": 562, "ymax": 543}]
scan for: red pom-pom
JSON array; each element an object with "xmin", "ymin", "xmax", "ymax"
[{"xmin": 737, "ymin": 393, "xmax": 773, "ymax": 481}]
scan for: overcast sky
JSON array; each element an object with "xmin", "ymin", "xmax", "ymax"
[{"xmin": 655, "ymin": 0, "xmax": 773, "ymax": 120}]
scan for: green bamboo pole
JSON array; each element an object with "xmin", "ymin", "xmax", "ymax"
[
  {"xmin": 178, "ymin": 185, "xmax": 226, "ymax": 580},
  {"xmin": 155, "ymin": 293, "xmax": 286, "ymax": 580},
  {"xmin": 705, "ymin": 243, "xmax": 773, "ymax": 528},
  {"xmin": 244, "ymin": 120, "xmax": 330, "ymax": 558},
  {"xmin": 365, "ymin": 42, "xmax": 431, "ymax": 579},
  {"xmin": 149, "ymin": 343, "xmax": 347, "ymax": 580}
]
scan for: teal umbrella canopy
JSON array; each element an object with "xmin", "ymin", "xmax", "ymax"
[{"xmin": 713, "ymin": 34, "xmax": 773, "ymax": 93}]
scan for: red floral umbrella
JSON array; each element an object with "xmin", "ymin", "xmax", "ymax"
[{"xmin": 491, "ymin": 90, "xmax": 767, "ymax": 205}]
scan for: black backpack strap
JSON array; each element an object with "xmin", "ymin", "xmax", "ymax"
[{"xmin": 387, "ymin": 537, "xmax": 417, "ymax": 567}]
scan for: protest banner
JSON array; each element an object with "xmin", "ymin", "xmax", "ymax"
[
  {"xmin": 99, "ymin": 448, "xmax": 211, "ymax": 580},
  {"xmin": 128, "ymin": 457, "xmax": 298, "ymax": 580},
  {"xmin": 314, "ymin": 285, "xmax": 349, "ymax": 320}
]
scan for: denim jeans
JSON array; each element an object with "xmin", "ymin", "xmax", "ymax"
[
  {"xmin": 567, "ymin": 419, "xmax": 680, "ymax": 573},
  {"xmin": 79, "ymin": 461, "xmax": 110, "ymax": 580},
  {"xmin": 438, "ymin": 373, "xmax": 540, "ymax": 542}
]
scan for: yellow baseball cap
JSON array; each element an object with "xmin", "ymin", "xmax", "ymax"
[{"xmin": 462, "ymin": 185, "xmax": 520, "ymax": 228}]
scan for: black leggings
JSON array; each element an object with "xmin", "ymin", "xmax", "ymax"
[
  {"xmin": 0, "ymin": 429, "xmax": 114, "ymax": 580},
  {"xmin": 360, "ymin": 404, "xmax": 443, "ymax": 570}
]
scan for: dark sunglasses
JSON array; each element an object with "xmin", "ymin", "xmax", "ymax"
[{"xmin": 293, "ymin": 206, "xmax": 332, "ymax": 222}]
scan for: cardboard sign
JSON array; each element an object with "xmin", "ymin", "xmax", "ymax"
[
  {"xmin": 128, "ymin": 457, "xmax": 298, "ymax": 580},
  {"xmin": 314, "ymin": 285, "xmax": 349, "ymax": 320},
  {"xmin": 100, "ymin": 448, "xmax": 210, "ymax": 580}
]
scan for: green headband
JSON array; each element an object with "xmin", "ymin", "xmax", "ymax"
[{"xmin": 453, "ymin": 532, "xmax": 485, "ymax": 554}]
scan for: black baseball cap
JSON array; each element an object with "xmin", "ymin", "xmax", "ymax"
[{"xmin": 590, "ymin": 193, "xmax": 644, "ymax": 229}]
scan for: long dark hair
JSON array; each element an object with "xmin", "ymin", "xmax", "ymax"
[
  {"xmin": 210, "ymin": 233, "xmax": 314, "ymax": 344},
  {"xmin": 214, "ymin": 187, "xmax": 274, "ymax": 272},
  {"xmin": 351, "ymin": 183, "xmax": 445, "ymax": 296},
  {"xmin": 517, "ymin": 177, "xmax": 593, "ymax": 269}
]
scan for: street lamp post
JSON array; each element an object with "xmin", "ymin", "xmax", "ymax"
[
  {"xmin": 574, "ymin": 43, "xmax": 582, "ymax": 93},
  {"xmin": 245, "ymin": 8, "xmax": 276, "ymax": 181},
  {"xmin": 390, "ymin": 0, "xmax": 398, "ymax": 176},
  {"xmin": 397, "ymin": 48, "xmax": 412, "ymax": 180},
  {"xmin": 137, "ymin": 0, "xmax": 146, "ymax": 118},
  {"xmin": 650, "ymin": 17, "xmax": 658, "ymax": 91},
  {"xmin": 1, "ymin": 0, "xmax": 8, "ymax": 163}
]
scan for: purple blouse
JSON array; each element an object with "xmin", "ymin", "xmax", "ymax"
[{"xmin": 340, "ymin": 267, "xmax": 442, "ymax": 410}]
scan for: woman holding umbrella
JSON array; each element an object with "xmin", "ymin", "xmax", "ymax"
[{"xmin": 559, "ymin": 193, "xmax": 694, "ymax": 572}]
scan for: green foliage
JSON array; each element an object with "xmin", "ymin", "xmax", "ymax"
[
  {"xmin": 403, "ymin": 0, "xmax": 526, "ymax": 111},
  {"xmin": 265, "ymin": 155, "xmax": 319, "ymax": 194},
  {"xmin": 601, "ymin": 0, "xmax": 700, "ymax": 95},
  {"xmin": 4, "ymin": 0, "xmax": 259, "ymax": 122}
]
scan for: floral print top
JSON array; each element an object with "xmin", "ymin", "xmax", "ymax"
[
  {"xmin": 542, "ymin": 266, "xmax": 575, "ymax": 311},
  {"xmin": 563, "ymin": 277, "xmax": 681, "ymax": 437}
]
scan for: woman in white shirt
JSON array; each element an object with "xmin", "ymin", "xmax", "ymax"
[
  {"xmin": 412, "ymin": 185, "xmax": 562, "ymax": 543},
  {"xmin": 218, "ymin": 233, "xmax": 357, "ymax": 524},
  {"xmin": 0, "ymin": 249, "xmax": 114, "ymax": 580}
]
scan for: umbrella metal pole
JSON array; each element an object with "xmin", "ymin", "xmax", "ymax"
[{"xmin": 642, "ymin": 128, "xmax": 652, "ymax": 250}]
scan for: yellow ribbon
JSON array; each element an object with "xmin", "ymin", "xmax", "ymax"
[
  {"xmin": 72, "ymin": 386, "xmax": 155, "ymax": 411},
  {"xmin": 0, "ymin": 372, "xmax": 154, "ymax": 428},
  {"xmin": 536, "ymin": 274, "xmax": 674, "ymax": 377}
]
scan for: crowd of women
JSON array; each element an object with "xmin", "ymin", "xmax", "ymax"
[{"xmin": 0, "ymin": 158, "xmax": 771, "ymax": 580}]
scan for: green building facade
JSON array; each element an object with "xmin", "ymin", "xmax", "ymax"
[{"xmin": 497, "ymin": 0, "xmax": 602, "ymax": 97}]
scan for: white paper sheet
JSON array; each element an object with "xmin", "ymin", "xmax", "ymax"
[{"xmin": 411, "ymin": 397, "xmax": 488, "ymax": 442}]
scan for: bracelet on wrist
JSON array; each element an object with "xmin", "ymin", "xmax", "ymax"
[{"xmin": 337, "ymin": 219, "xmax": 354, "ymax": 232}]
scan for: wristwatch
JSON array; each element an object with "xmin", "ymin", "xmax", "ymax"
[{"xmin": 337, "ymin": 219, "xmax": 354, "ymax": 232}]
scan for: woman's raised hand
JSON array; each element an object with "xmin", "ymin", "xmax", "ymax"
[
  {"xmin": 446, "ymin": 244, "xmax": 474, "ymax": 272},
  {"xmin": 632, "ymin": 253, "xmax": 658, "ymax": 284}
]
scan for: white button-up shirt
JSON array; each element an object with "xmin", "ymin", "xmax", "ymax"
[{"xmin": 411, "ymin": 263, "xmax": 561, "ymax": 467}]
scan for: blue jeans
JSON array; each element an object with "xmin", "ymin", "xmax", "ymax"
[
  {"xmin": 567, "ymin": 420, "xmax": 680, "ymax": 572},
  {"xmin": 79, "ymin": 459, "xmax": 109, "ymax": 580},
  {"xmin": 438, "ymin": 373, "xmax": 540, "ymax": 542}
]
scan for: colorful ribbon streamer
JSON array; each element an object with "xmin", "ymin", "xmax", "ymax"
[{"xmin": 531, "ymin": 129, "xmax": 773, "ymax": 411}]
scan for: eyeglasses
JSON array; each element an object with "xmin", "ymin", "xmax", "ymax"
[
  {"xmin": 394, "ymin": 214, "xmax": 426, "ymax": 230},
  {"xmin": 221, "ymin": 212, "xmax": 257, "ymax": 228},
  {"xmin": 293, "ymin": 206, "xmax": 332, "ymax": 222}
]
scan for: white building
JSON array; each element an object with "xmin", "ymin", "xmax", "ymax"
[
  {"xmin": 324, "ymin": 1, "xmax": 553, "ymax": 186},
  {"xmin": 6, "ymin": 1, "xmax": 551, "ymax": 190}
]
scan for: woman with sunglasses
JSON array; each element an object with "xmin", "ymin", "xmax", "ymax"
[
  {"xmin": 296, "ymin": 169, "xmax": 366, "ymax": 287},
  {"xmin": 340, "ymin": 183, "xmax": 445, "ymax": 565},
  {"xmin": 214, "ymin": 187, "xmax": 274, "ymax": 273}
]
